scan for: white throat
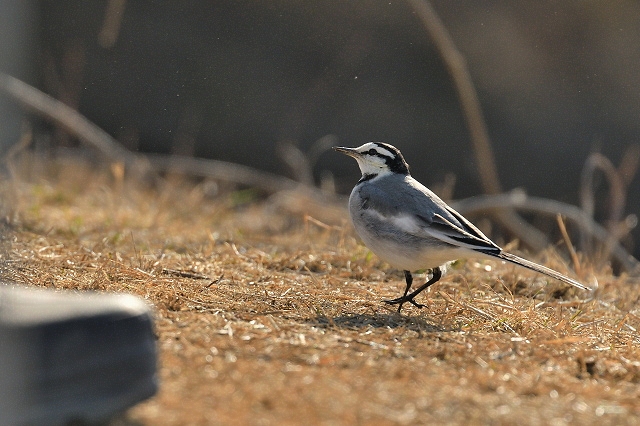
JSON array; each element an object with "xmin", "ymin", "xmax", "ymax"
[{"xmin": 355, "ymin": 159, "xmax": 392, "ymax": 177}]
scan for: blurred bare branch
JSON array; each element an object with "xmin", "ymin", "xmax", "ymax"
[
  {"xmin": 277, "ymin": 135, "xmax": 338, "ymax": 186},
  {"xmin": 146, "ymin": 154, "xmax": 300, "ymax": 194},
  {"xmin": 453, "ymin": 190, "xmax": 640, "ymax": 274},
  {"xmin": 307, "ymin": 134, "xmax": 338, "ymax": 169},
  {"xmin": 0, "ymin": 73, "xmax": 304, "ymax": 193},
  {"xmin": 406, "ymin": 0, "xmax": 549, "ymax": 251},
  {"xmin": 580, "ymin": 153, "xmax": 626, "ymax": 229},
  {"xmin": 1, "ymin": 124, "xmax": 33, "ymax": 222},
  {"xmin": 99, "ymin": 0, "xmax": 127, "ymax": 49},
  {"xmin": 579, "ymin": 152, "xmax": 637, "ymax": 263},
  {"xmin": 41, "ymin": 39, "xmax": 87, "ymax": 149},
  {"xmin": 277, "ymin": 140, "xmax": 314, "ymax": 186},
  {"xmin": 618, "ymin": 144, "xmax": 640, "ymax": 186},
  {"xmin": 0, "ymin": 72, "xmax": 136, "ymax": 165},
  {"xmin": 1, "ymin": 123, "xmax": 32, "ymax": 170},
  {"xmin": 407, "ymin": 0, "xmax": 500, "ymax": 195}
]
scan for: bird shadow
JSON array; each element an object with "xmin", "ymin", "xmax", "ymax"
[{"xmin": 311, "ymin": 312, "xmax": 446, "ymax": 333}]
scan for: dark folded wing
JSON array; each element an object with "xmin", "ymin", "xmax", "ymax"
[{"xmin": 418, "ymin": 212, "xmax": 501, "ymax": 254}]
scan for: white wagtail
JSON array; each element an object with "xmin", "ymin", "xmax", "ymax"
[{"xmin": 334, "ymin": 142, "xmax": 591, "ymax": 312}]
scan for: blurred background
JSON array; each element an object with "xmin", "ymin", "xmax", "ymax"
[{"xmin": 1, "ymin": 1, "xmax": 638, "ymax": 259}]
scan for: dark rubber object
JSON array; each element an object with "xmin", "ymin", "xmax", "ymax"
[{"xmin": 0, "ymin": 285, "xmax": 158, "ymax": 425}]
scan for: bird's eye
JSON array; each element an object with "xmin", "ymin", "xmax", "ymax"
[{"xmin": 367, "ymin": 149, "xmax": 377, "ymax": 155}]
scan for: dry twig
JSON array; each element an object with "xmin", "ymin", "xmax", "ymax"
[{"xmin": 556, "ymin": 214, "xmax": 582, "ymax": 276}]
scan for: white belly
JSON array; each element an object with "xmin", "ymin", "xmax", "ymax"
[{"xmin": 354, "ymin": 222, "xmax": 469, "ymax": 271}]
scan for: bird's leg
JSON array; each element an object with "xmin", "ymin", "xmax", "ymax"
[
  {"xmin": 401, "ymin": 270, "xmax": 413, "ymax": 299},
  {"xmin": 384, "ymin": 271, "xmax": 413, "ymax": 312},
  {"xmin": 383, "ymin": 267, "xmax": 443, "ymax": 313}
]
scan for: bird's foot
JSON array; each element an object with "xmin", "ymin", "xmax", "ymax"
[{"xmin": 383, "ymin": 295, "xmax": 425, "ymax": 312}]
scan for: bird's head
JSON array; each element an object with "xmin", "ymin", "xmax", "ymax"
[{"xmin": 333, "ymin": 142, "xmax": 410, "ymax": 179}]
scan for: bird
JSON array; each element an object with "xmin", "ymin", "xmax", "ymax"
[{"xmin": 333, "ymin": 142, "xmax": 591, "ymax": 313}]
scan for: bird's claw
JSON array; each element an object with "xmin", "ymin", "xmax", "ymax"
[
  {"xmin": 409, "ymin": 299, "xmax": 425, "ymax": 309},
  {"xmin": 383, "ymin": 296, "xmax": 425, "ymax": 312}
]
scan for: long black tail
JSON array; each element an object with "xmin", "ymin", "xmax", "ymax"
[{"xmin": 492, "ymin": 252, "xmax": 591, "ymax": 291}]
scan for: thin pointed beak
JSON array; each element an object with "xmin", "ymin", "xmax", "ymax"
[{"xmin": 333, "ymin": 146, "xmax": 359, "ymax": 158}]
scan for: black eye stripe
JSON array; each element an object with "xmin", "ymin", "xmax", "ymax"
[{"xmin": 365, "ymin": 148, "xmax": 392, "ymax": 159}]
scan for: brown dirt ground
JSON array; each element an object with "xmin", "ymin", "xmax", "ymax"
[{"xmin": 2, "ymin": 158, "xmax": 640, "ymax": 425}]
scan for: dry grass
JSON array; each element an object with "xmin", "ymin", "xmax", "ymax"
[{"xmin": 2, "ymin": 157, "xmax": 640, "ymax": 425}]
